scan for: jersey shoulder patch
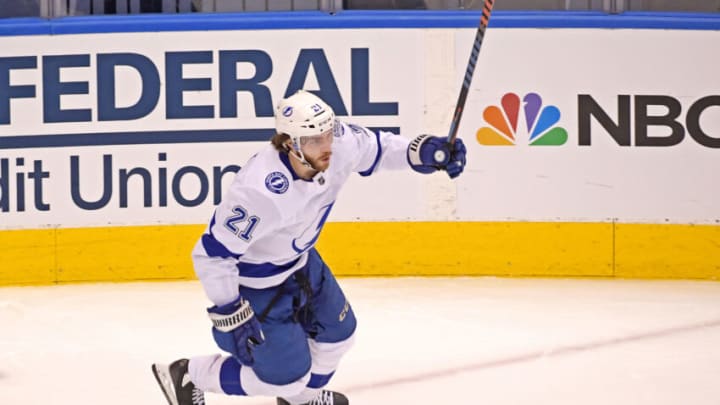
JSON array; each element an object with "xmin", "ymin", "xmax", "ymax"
[
  {"xmin": 334, "ymin": 120, "xmax": 346, "ymax": 138},
  {"xmin": 347, "ymin": 123, "xmax": 372, "ymax": 138},
  {"xmin": 264, "ymin": 171, "xmax": 290, "ymax": 194}
]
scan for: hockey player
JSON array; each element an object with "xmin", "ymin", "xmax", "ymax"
[{"xmin": 151, "ymin": 90, "xmax": 466, "ymax": 405}]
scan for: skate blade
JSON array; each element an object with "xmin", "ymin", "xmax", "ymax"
[{"xmin": 151, "ymin": 363, "xmax": 180, "ymax": 405}]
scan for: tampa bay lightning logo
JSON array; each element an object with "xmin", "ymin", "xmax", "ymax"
[
  {"xmin": 265, "ymin": 172, "xmax": 289, "ymax": 194},
  {"xmin": 282, "ymin": 106, "xmax": 293, "ymax": 117},
  {"xmin": 292, "ymin": 202, "xmax": 334, "ymax": 254}
]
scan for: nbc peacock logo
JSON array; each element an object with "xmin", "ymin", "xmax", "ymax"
[{"xmin": 476, "ymin": 92, "xmax": 568, "ymax": 146}]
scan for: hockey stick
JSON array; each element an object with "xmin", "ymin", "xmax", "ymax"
[{"xmin": 447, "ymin": 0, "xmax": 495, "ymax": 145}]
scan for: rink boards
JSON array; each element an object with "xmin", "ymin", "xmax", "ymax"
[
  {"xmin": 2, "ymin": 221, "xmax": 718, "ymax": 285},
  {"xmin": 0, "ymin": 11, "xmax": 719, "ymax": 284}
]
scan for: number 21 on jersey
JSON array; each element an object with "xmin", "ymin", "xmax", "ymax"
[{"xmin": 224, "ymin": 205, "xmax": 260, "ymax": 241}]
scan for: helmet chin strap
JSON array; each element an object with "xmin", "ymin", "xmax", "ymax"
[{"xmin": 287, "ymin": 144, "xmax": 322, "ymax": 173}]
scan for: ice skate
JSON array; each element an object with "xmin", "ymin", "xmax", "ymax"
[
  {"xmin": 151, "ymin": 359, "xmax": 205, "ymax": 405},
  {"xmin": 277, "ymin": 390, "xmax": 348, "ymax": 405}
]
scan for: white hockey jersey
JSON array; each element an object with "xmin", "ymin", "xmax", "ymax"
[{"xmin": 192, "ymin": 121, "xmax": 411, "ymax": 306}]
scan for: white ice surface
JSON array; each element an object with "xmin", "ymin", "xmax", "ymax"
[{"xmin": 2, "ymin": 277, "xmax": 720, "ymax": 404}]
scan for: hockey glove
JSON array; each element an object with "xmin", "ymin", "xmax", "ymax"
[
  {"xmin": 207, "ymin": 295, "xmax": 265, "ymax": 366},
  {"xmin": 407, "ymin": 135, "xmax": 467, "ymax": 179}
]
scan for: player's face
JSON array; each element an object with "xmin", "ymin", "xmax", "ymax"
[{"xmin": 300, "ymin": 129, "xmax": 333, "ymax": 171}]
